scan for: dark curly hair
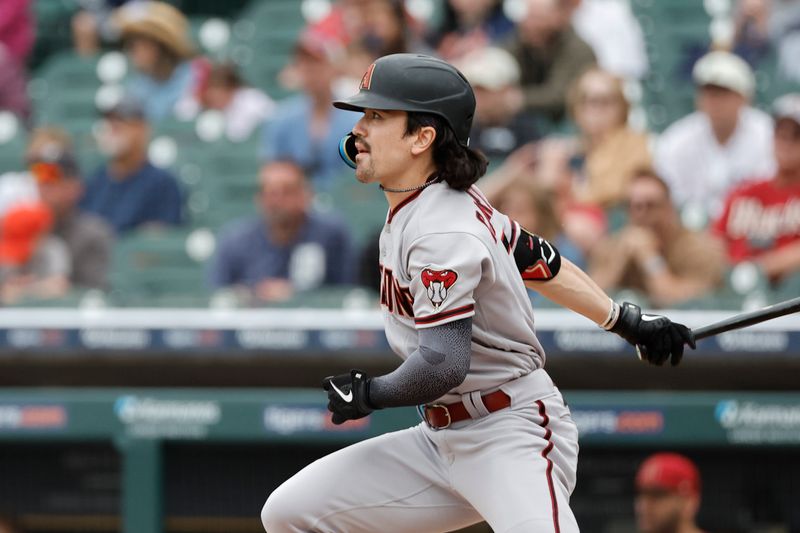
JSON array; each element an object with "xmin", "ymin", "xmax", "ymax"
[{"xmin": 405, "ymin": 112, "xmax": 488, "ymax": 191}]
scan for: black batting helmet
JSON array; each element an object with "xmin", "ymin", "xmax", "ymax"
[{"xmin": 333, "ymin": 53, "xmax": 476, "ymax": 147}]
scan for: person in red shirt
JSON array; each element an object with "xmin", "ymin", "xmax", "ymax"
[{"xmin": 715, "ymin": 93, "xmax": 800, "ymax": 284}]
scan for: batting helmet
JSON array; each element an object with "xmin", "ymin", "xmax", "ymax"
[{"xmin": 333, "ymin": 54, "xmax": 476, "ymax": 147}]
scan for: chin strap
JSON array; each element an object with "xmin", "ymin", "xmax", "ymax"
[{"xmin": 339, "ymin": 133, "xmax": 358, "ymax": 169}]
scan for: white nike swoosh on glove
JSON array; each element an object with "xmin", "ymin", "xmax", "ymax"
[
  {"xmin": 329, "ymin": 380, "xmax": 353, "ymax": 402},
  {"xmin": 641, "ymin": 314, "xmax": 663, "ymax": 322}
]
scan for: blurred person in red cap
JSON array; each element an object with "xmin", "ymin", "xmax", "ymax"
[
  {"xmin": 635, "ymin": 452, "xmax": 706, "ymax": 533},
  {"xmin": 27, "ymin": 127, "xmax": 113, "ymax": 289},
  {"xmin": 260, "ymin": 29, "xmax": 356, "ymax": 190},
  {"xmin": 0, "ymin": 202, "xmax": 71, "ymax": 305}
]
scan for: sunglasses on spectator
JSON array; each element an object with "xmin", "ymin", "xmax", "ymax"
[{"xmin": 29, "ymin": 161, "xmax": 64, "ymax": 184}]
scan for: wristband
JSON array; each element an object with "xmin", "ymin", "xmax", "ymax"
[{"xmin": 600, "ymin": 299, "xmax": 620, "ymax": 330}]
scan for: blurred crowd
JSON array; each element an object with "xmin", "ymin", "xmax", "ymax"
[{"xmin": 0, "ymin": 0, "xmax": 798, "ymax": 309}]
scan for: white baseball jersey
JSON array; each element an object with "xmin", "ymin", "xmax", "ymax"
[{"xmin": 378, "ymin": 181, "xmax": 546, "ymax": 402}]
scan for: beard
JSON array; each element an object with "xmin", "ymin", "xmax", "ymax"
[{"xmin": 355, "ymin": 157, "xmax": 376, "ymax": 184}]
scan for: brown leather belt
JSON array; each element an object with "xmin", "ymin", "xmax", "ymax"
[{"xmin": 423, "ymin": 390, "xmax": 511, "ymax": 429}]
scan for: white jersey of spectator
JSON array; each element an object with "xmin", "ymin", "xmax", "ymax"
[
  {"xmin": 223, "ymin": 87, "xmax": 276, "ymax": 142},
  {"xmin": 572, "ymin": 0, "xmax": 649, "ymax": 80},
  {"xmin": 654, "ymin": 106, "xmax": 775, "ymax": 219},
  {"xmin": 379, "ymin": 181, "xmax": 546, "ymax": 404},
  {"xmin": 0, "ymin": 172, "xmax": 37, "ymax": 217}
]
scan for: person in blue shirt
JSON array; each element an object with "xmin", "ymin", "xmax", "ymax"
[
  {"xmin": 81, "ymin": 95, "xmax": 184, "ymax": 233},
  {"xmin": 115, "ymin": 1, "xmax": 204, "ymax": 123},
  {"xmin": 261, "ymin": 31, "xmax": 356, "ymax": 191},
  {"xmin": 209, "ymin": 160, "xmax": 355, "ymax": 303}
]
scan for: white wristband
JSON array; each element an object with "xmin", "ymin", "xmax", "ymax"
[{"xmin": 600, "ymin": 300, "xmax": 620, "ymax": 330}]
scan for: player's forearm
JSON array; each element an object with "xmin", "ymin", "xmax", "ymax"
[
  {"xmin": 526, "ymin": 258, "xmax": 613, "ymax": 326},
  {"xmin": 368, "ymin": 318, "xmax": 472, "ymax": 408}
]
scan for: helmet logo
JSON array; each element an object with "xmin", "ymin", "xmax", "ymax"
[{"xmin": 360, "ymin": 63, "xmax": 376, "ymax": 90}]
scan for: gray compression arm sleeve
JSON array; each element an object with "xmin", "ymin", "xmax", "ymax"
[{"xmin": 368, "ymin": 317, "xmax": 472, "ymax": 408}]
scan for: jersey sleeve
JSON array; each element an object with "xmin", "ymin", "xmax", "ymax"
[{"xmin": 406, "ymin": 232, "xmax": 489, "ymax": 329}]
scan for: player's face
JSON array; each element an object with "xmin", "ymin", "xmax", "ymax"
[
  {"xmin": 350, "ymin": 109, "xmax": 414, "ymax": 184},
  {"xmin": 634, "ymin": 490, "xmax": 685, "ymax": 533}
]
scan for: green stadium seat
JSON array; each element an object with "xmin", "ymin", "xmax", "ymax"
[
  {"xmin": 108, "ymin": 228, "xmax": 211, "ymax": 307},
  {"xmin": 0, "ymin": 117, "xmax": 29, "ymax": 174},
  {"xmin": 318, "ymin": 173, "xmax": 388, "ymax": 248}
]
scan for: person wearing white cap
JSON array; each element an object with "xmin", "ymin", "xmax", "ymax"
[
  {"xmin": 714, "ymin": 93, "xmax": 800, "ymax": 287},
  {"xmin": 455, "ymin": 47, "xmax": 539, "ymax": 161},
  {"xmin": 654, "ymin": 50, "xmax": 775, "ymax": 222}
]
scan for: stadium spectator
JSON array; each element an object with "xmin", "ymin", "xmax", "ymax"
[
  {"xmin": 715, "ymin": 93, "xmax": 800, "ymax": 286},
  {"xmin": 569, "ymin": 0, "xmax": 649, "ymax": 80},
  {"xmin": 209, "ymin": 160, "xmax": 355, "ymax": 304},
  {"xmin": 0, "ymin": 0, "xmax": 34, "ymax": 67},
  {"xmin": 27, "ymin": 127, "xmax": 113, "ymax": 289},
  {"xmin": 72, "ymin": 0, "xmax": 131, "ymax": 57},
  {"xmin": 654, "ymin": 51, "xmax": 775, "ymax": 221},
  {"xmin": 429, "ymin": 0, "xmax": 514, "ymax": 61},
  {"xmin": 493, "ymin": 178, "xmax": 586, "ymax": 269},
  {"xmin": 559, "ymin": 67, "xmax": 652, "ymax": 209},
  {"xmin": 0, "ymin": 0, "xmax": 33, "ymax": 124},
  {"xmin": 261, "ymin": 30, "xmax": 355, "ymax": 190},
  {"xmin": 193, "ymin": 62, "xmax": 276, "ymax": 142},
  {"xmin": 769, "ymin": 0, "xmax": 800, "ymax": 84},
  {"xmin": 732, "ymin": 0, "xmax": 800, "ymax": 83},
  {"xmin": 82, "ymin": 94, "xmax": 184, "ymax": 233},
  {"xmin": 353, "ymin": 0, "xmax": 429, "ymax": 58},
  {"xmin": 635, "ymin": 452, "xmax": 705, "ymax": 533},
  {"xmin": 336, "ymin": 0, "xmax": 432, "ymax": 84},
  {"xmin": 0, "ymin": 202, "xmax": 71, "ymax": 305},
  {"xmin": 115, "ymin": 1, "xmax": 207, "ymax": 122},
  {"xmin": 479, "ymin": 142, "xmax": 607, "ymax": 261},
  {"xmin": 456, "ymin": 47, "xmax": 539, "ymax": 162},
  {"xmin": 589, "ymin": 170, "xmax": 726, "ymax": 308},
  {"xmin": 732, "ymin": 0, "xmax": 772, "ymax": 67},
  {"xmin": 505, "ymin": 0, "xmax": 596, "ymax": 121}
]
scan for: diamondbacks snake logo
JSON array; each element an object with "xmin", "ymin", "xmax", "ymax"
[{"xmin": 421, "ymin": 269, "xmax": 458, "ymax": 310}]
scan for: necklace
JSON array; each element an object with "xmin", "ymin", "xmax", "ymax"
[{"xmin": 380, "ymin": 176, "xmax": 440, "ymax": 193}]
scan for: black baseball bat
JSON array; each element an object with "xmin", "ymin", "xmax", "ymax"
[{"xmin": 692, "ymin": 296, "xmax": 800, "ymax": 341}]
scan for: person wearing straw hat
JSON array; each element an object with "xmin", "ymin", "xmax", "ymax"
[{"xmin": 114, "ymin": 1, "xmax": 206, "ymax": 122}]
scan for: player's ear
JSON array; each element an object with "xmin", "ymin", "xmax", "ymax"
[{"xmin": 410, "ymin": 126, "xmax": 436, "ymax": 156}]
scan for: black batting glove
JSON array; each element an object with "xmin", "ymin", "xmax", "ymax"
[
  {"xmin": 322, "ymin": 369, "xmax": 377, "ymax": 425},
  {"xmin": 609, "ymin": 302, "xmax": 696, "ymax": 366}
]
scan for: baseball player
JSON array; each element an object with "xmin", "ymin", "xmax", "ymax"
[{"xmin": 261, "ymin": 54, "xmax": 694, "ymax": 533}]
